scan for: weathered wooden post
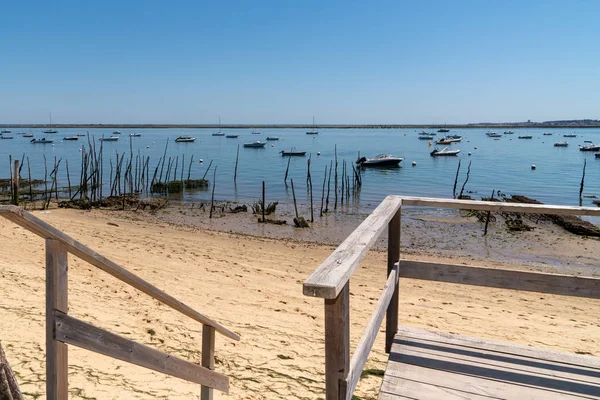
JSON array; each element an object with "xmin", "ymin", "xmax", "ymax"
[
  {"xmin": 46, "ymin": 239, "xmax": 68, "ymax": 399},
  {"xmin": 12, "ymin": 159, "xmax": 19, "ymax": 206},
  {"xmin": 200, "ymin": 325, "xmax": 215, "ymax": 400},
  {"xmin": 324, "ymin": 284, "xmax": 349, "ymax": 400},
  {"xmin": 385, "ymin": 204, "xmax": 401, "ymax": 353}
]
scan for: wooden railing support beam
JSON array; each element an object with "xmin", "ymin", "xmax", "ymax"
[
  {"xmin": 201, "ymin": 325, "xmax": 215, "ymax": 400},
  {"xmin": 324, "ymin": 283, "xmax": 349, "ymax": 400},
  {"xmin": 46, "ymin": 239, "xmax": 68, "ymax": 400},
  {"xmin": 385, "ymin": 207, "xmax": 401, "ymax": 353}
]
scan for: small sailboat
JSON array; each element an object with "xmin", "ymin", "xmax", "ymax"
[
  {"xmin": 504, "ymin": 130, "xmax": 514, "ymax": 134},
  {"xmin": 175, "ymin": 136, "xmax": 196, "ymax": 142},
  {"xmin": 31, "ymin": 138, "xmax": 54, "ymax": 144},
  {"xmin": 418, "ymin": 135, "xmax": 434, "ymax": 140},
  {"xmin": 212, "ymin": 117, "xmax": 225, "ymax": 136},
  {"xmin": 76, "ymin": 133, "xmax": 86, "ymax": 137},
  {"xmin": 43, "ymin": 112, "xmax": 58, "ymax": 133},
  {"xmin": 306, "ymin": 117, "xmax": 319, "ymax": 135},
  {"xmin": 243, "ymin": 141, "xmax": 266, "ymax": 148}
]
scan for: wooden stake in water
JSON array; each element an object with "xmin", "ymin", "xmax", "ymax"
[
  {"xmin": 453, "ymin": 160, "xmax": 461, "ymax": 199},
  {"xmin": 579, "ymin": 159, "xmax": 586, "ymax": 206},
  {"xmin": 284, "ymin": 156, "xmax": 291, "ymax": 187},
  {"xmin": 334, "ymin": 145, "xmax": 338, "ymax": 210},
  {"xmin": 262, "ymin": 180, "xmax": 266, "ymax": 223},
  {"xmin": 320, "ymin": 165, "xmax": 327, "ymax": 217},
  {"xmin": 291, "ymin": 179, "xmax": 299, "ymax": 219},
  {"xmin": 210, "ymin": 166, "xmax": 217, "ymax": 218},
  {"xmin": 483, "ymin": 190, "xmax": 495, "ymax": 236},
  {"xmin": 187, "ymin": 155, "xmax": 194, "ymax": 182},
  {"xmin": 325, "ymin": 160, "xmax": 332, "ymax": 213},
  {"xmin": 12, "ymin": 159, "xmax": 19, "ymax": 206},
  {"xmin": 234, "ymin": 144, "xmax": 240, "ymax": 184},
  {"xmin": 459, "ymin": 160, "xmax": 472, "ymax": 199},
  {"xmin": 65, "ymin": 160, "xmax": 72, "ymax": 198},
  {"xmin": 308, "ymin": 156, "xmax": 314, "ymax": 222},
  {"xmin": 27, "ymin": 156, "xmax": 32, "ymax": 203}
]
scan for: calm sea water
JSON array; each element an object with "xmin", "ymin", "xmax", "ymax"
[{"xmin": 1, "ymin": 127, "xmax": 599, "ymax": 212}]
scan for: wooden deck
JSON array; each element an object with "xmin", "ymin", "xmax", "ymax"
[{"xmin": 380, "ymin": 327, "xmax": 600, "ymax": 400}]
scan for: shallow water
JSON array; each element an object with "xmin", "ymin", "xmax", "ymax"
[{"xmin": 2, "ymin": 127, "xmax": 600, "ymax": 212}]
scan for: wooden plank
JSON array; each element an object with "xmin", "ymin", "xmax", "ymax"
[
  {"xmin": 399, "ymin": 260, "xmax": 600, "ymax": 299},
  {"xmin": 46, "ymin": 239, "xmax": 68, "ymax": 400},
  {"xmin": 201, "ymin": 325, "xmax": 215, "ymax": 400},
  {"xmin": 381, "ymin": 328, "xmax": 600, "ymax": 399},
  {"xmin": 386, "ymin": 207, "xmax": 401, "ymax": 353},
  {"xmin": 0, "ymin": 206, "xmax": 239, "ymax": 341},
  {"xmin": 324, "ymin": 283, "xmax": 350, "ymax": 400},
  {"xmin": 383, "ymin": 352, "xmax": 600, "ymax": 399},
  {"xmin": 398, "ymin": 196, "xmax": 600, "ymax": 216},
  {"xmin": 390, "ymin": 344, "xmax": 600, "ymax": 386},
  {"xmin": 397, "ymin": 327, "xmax": 600, "ymax": 369},
  {"xmin": 344, "ymin": 265, "xmax": 399, "ymax": 400},
  {"xmin": 304, "ymin": 196, "xmax": 402, "ymax": 299},
  {"xmin": 53, "ymin": 311, "xmax": 229, "ymax": 392}
]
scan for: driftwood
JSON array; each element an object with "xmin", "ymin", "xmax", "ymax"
[
  {"xmin": 0, "ymin": 342, "xmax": 24, "ymax": 400},
  {"xmin": 229, "ymin": 205, "xmax": 248, "ymax": 213}
]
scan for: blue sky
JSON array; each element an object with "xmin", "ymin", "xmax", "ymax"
[{"xmin": 1, "ymin": 0, "xmax": 599, "ymax": 124}]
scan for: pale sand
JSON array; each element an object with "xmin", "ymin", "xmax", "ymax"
[{"xmin": 0, "ymin": 208, "xmax": 599, "ymax": 399}]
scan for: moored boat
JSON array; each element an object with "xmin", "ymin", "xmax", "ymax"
[
  {"xmin": 31, "ymin": 138, "xmax": 53, "ymax": 144},
  {"xmin": 23, "ymin": 133, "xmax": 33, "ymax": 138},
  {"xmin": 63, "ymin": 136, "xmax": 79, "ymax": 141},
  {"xmin": 306, "ymin": 116, "xmax": 319, "ymax": 135},
  {"xmin": 418, "ymin": 135, "xmax": 434, "ymax": 140},
  {"xmin": 437, "ymin": 128, "xmax": 450, "ymax": 133},
  {"xmin": 129, "ymin": 133, "xmax": 141, "ymax": 137},
  {"xmin": 486, "ymin": 132, "xmax": 502, "ymax": 137},
  {"xmin": 436, "ymin": 138, "xmax": 452, "ymax": 145},
  {"xmin": 564, "ymin": 133, "xmax": 577, "ymax": 137},
  {"xmin": 99, "ymin": 136, "xmax": 119, "ymax": 141},
  {"xmin": 252, "ymin": 131, "xmax": 261, "ymax": 135},
  {"xmin": 281, "ymin": 150, "xmax": 306, "ymax": 156},
  {"xmin": 113, "ymin": 130, "xmax": 121, "ymax": 134},
  {"xmin": 543, "ymin": 132, "xmax": 553, "ymax": 135},
  {"xmin": 212, "ymin": 132, "xmax": 225, "ymax": 136},
  {"xmin": 580, "ymin": 144, "xmax": 600, "ymax": 151},
  {"xmin": 357, "ymin": 154, "xmax": 403, "ymax": 167},
  {"xmin": 1, "ymin": 135, "xmax": 13, "ymax": 139},
  {"xmin": 430, "ymin": 147, "xmax": 460, "ymax": 156},
  {"xmin": 266, "ymin": 136, "xmax": 279, "ymax": 141},
  {"xmin": 504, "ymin": 131, "xmax": 514, "ymax": 134},
  {"xmin": 225, "ymin": 134, "xmax": 239, "ymax": 138},
  {"xmin": 0, "ymin": 129, "xmax": 11, "ymax": 134},
  {"xmin": 518, "ymin": 135, "xmax": 533, "ymax": 139},
  {"xmin": 175, "ymin": 136, "xmax": 196, "ymax": 143},
  {"xmin": 554, "ymin": 141, "xmax": 568, "ymax": 147},
  {"xmin": 243, "ymin": 141, "xmax": 266, "ymax": 148}
]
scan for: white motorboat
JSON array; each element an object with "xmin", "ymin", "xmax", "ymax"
[
  {"xmin": 580, "ymin": 144, "xmax": 600, "ymax": 152},
  {"xmin": 175, "ymin": 136, "xmax": 197, "ymax": 142},
  {"xmin": 486, "ymin": 132, "xmax": 502, "ymax": 137},
  {"xmin": 430, "ymin": 147, "xmax": 460, "ymax": 156},
  {"xmin": 243, "ymin": 141, "xmax": 266, "ymax": 148},
  {"xmin": 99, "ymin": 136, "xmax": 119, "ymax": 141},
  {"xmin": 357, "ymin": 154, "xmax": 403, "ymax": 167},
  {"xmin": 31, "ymin": 138, "xmax": 54, "ymax": 144},
  {"xmin": 554, "ymin": 141, "xmax": 568, "ymax": 147}
]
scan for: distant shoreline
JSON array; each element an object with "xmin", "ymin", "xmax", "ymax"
[{"xmin": 1, "ymin": 123, "xmax": 600, "ymax": 129}]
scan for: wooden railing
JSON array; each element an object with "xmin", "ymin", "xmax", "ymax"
[
  {"xmin": 0, "ymin": 205, "xmax": 240, "ymax": 400},
  {"xmin": 303, "ymin": 195, "xmax": 600, "ymax": 400}
]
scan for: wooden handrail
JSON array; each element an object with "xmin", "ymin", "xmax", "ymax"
[
  {"xmin": 303, "ymin": 195, "xmax": 600, "ymax": 400},
  {"xmin": 398, "ymin": 196, "xmax": 600, "ymax": 216},
  {"xmin": 341, "ymin": 264, "xmax": 399, "ymax": 399},
  {"xmin": 303, "ymin": 196, "xmax": 403, "ymax": 299},
  {"xmin": 54, "ymin": 311, "xmax": 229, "ymax": 392},
  {"xmin": 0, "ymin": 205, "xmax": 239, "ymax": 341},
  {"xmin": 399, "ymin": 260, "xmax": 600, "ymax": 298}
]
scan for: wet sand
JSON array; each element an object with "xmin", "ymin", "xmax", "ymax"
[{"xmin": 0, "ymin": 204, "xmax": 598, "ymax": 399}]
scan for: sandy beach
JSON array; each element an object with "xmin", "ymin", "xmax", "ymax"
[{"xmin": 1, "ymin": 205, "xmax": 599, "ymax": 399}]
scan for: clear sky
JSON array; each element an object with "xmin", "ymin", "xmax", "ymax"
[{"xmin": 1, "ymin": 0, "xmax": 599, "ymax": 124}]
